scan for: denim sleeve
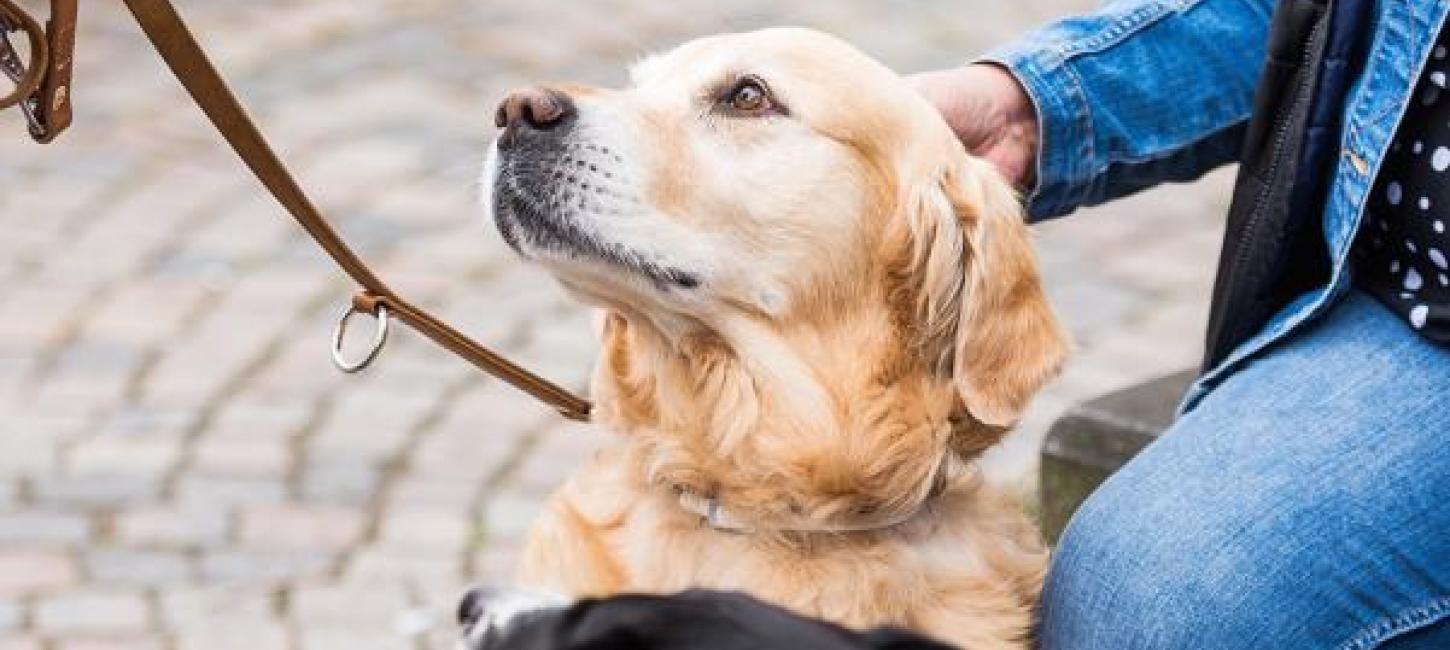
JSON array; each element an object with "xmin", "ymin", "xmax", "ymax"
[{"xmin": 981, "ymin": 0, "xmax": 1276, "ymax": 220}]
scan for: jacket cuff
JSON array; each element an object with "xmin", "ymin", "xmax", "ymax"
[{"xmin": 976, "ymin": 45, "xmax": 1094, "ymax": 221}]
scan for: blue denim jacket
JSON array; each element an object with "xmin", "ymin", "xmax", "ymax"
[{"xmin": 984, "ymin": 0, "xmax": 1450, "ymax": 411}]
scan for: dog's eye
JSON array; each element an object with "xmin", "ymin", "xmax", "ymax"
[
  {"xmin": 730, "ymin": 81, "xmax": 767, "ymax": 112},
  {"xmin": 722, "ymin": 77, "xmax": 775, "ymax": 115}
]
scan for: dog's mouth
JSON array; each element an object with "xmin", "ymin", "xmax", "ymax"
[{"xmin": 489, "ymin": 151, "xmax": 702, "ymax": 291}]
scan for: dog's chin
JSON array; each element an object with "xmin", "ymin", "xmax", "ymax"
[{"xmin": 489, "ymin": 181, "xmax": 703, "ymax": 299}]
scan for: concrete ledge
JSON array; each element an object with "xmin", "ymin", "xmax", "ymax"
[{"xmin": 1039, "ymin": 370, "xmax": 1195, "ymax": 544}]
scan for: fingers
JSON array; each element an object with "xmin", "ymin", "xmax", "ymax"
[{"xmin": 907, "ymin": 65, "xmax": 1039, "ymax": 189}]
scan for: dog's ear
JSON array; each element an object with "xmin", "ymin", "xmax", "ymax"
[{"xmin": 896, "ymin": 153, "xmax": 1068, "ymax": 427}]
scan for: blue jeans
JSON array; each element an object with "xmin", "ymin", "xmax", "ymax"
[{"xmin": 1040, "ymin": 291, "xmax": 1450, "ymax": 649}]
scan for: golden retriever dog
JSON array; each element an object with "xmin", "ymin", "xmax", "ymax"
[{"xmin": 480, "ymin": 28, "xmax": 1068, "ymax": 649}]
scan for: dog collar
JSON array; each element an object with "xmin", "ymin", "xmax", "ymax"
[
  {"xmin": 674, "ymin": 489, "xmax": 759, "ymax": 533},
  {"xmin": 671, "ymin": 459, "xmax": 954, "ymax": 535}
]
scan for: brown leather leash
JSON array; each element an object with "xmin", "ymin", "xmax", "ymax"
[{"xmin": 1, "ymin": 0, "xmax": 591, "ymax": 421}]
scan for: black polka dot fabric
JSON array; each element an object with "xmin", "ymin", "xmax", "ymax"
[{"xmin": 1353, "ymin": 39, "xmax": 1450, "ymax": 342}]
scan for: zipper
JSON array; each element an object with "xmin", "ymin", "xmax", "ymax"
[{"xmin": 1216, "ymin": 12, "xmax": 1327, "ymax": 351}]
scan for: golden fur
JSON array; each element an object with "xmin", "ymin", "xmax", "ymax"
[{"xmin": 488, "ymin": 28, "xmax": 1069, "ymax": 649}]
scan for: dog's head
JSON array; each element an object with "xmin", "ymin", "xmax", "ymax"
[
  {"xmin": 456, "ymin": 587, "xmax": 954, "ymax": 650},
  {"xmin": 483, "ymin": 28, "xmax": 1066, "ymax": 530}
]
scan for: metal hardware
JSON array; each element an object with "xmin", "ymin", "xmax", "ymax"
[{"xmin": 331, "ymin": 302, "xmax": 389, "ymax": 373}]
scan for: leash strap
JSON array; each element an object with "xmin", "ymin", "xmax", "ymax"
[{"xmin": 120, "ymin": 0, "xmax": 592, "ymax": 421}]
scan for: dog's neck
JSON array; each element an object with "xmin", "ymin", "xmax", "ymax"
[{"xmin": 591, "ymin": 302, "xmax": 1001, "ymax": 533}]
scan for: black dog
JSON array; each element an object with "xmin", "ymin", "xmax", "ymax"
[{"xmin": 457, "ymin": 587, "xmax": 958, "ymax": 650}]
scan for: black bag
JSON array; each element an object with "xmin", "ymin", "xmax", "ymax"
[{"xmin": 1203, "ymin": 0, "xmax": 1373, "ymax": 369}]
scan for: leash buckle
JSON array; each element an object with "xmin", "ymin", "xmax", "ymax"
[
  {"xmin": 331, "ymin": 299, "xmax": 389, "ymax": 373},
  {"xmin": 0, "ymin": 0, "xmax": 76, "ymax": 142}
]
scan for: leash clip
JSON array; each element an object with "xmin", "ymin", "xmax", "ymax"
[
  {"xmin": 331, "ymin": 299, "xmax": 389, "ymax": 373},
  {"xmin": 0, "ymin": 0, "xmax": 76, "ymax": 142}
]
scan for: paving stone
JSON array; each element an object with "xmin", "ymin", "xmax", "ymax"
[
  {"xmin": 32, "ymin": 343, "xmax": 144, "ymax": 410},
  {"xmin": 174, "ymin": 476, "xmax": 288, "ymax": 507},
  {"xmin": 159, "ymin": 585, "xmax": 279, "ymax": 631},
  {"xmin": 91, "ymin": 408, "xmax": 199, "ymax": 441},
  {"xmin": 0, "ymin": 284, "xmax": 90, "ymax": 347},
  {"xmin": 180, "ymin": 204, "xmax": 294, "ymax": 267},
  {"xmin": 52, "ymin": 637, "xmax": 168, "ymax": 650},
  {"xmin": 471, "ymin": 545, "xmax": 525, "ymax": 585},
  {"xmin": 295, "ymin": 628, "xmax": 415, "ymax": 650},
  {"xmin": 211, "ymin": 268, "xmax": 334, "ymax": 316},
  {"xmin": 1072, "ymin": 332, "xmax": 1198, "ymax": 389},
  {"xmin": 511, "ymin": 422, "xmax": 610, "ymax": 495},
  {"xmin": 190, "ymin": 438, "xmax": 292, "ymax": 478},
  {"xmin": 0, "ymin": 411, "xmax": 89, "ymax": 442},
  {"xmin": 0, "ymin": 636, "xmax": 41, "ymax": 650},
  {"xmin": 30, "ymin": 475, "xmax": 163, "ymax": 509},
  {"xmin": 140, "ymin": 342, "xmax": 263, "ymax": 406},
  {"xmin": 480, "ymin": 492, "xmax": 550, "ymax": 546},
  {"xmin": 384, "ymin": 477, "xmax": 478, "ymax": 509},
  {"xmin": 68, "ymin": 439, "xmax": 181, "ymax": 477},
  {"xmin": 440, "ymin": 378, "xmax": 562, "ymax": 437},
  {"xmin": 237, "ymin": 504, "xmax": 365, "ymax": 551},
  {"xmin": 343, "ymin": 549, "xmax": 460, "ymax": 585},
  {"xmin": 114, "ymin": 507, "xmax": 229, "ymax": 548},
  {"xmin": 34, "ymin": 591, "xmax": 151, "ymax": 635},
  {"xmin": 0, "ymin": 438, "xmax": 59, "ymax": 478},
  {"xmin": 204, "ymin": 395, "xmax": 315, "ymax": 441},
  {"xmin": 297, "ymin": 462, "xmax": 382, "ymax": 506},
  {"xmin": 1041, "ymin": 269, "xmax": 1146, "ymax": 346},
  {"xmin": 290, "ymin": 582, "xmax": 411, "ymax": 630},
  {"xmin": 401, "ymin": 582, "xmax": 469, "ymax": 648},
  {"xmin": 0, "ymin": 512, "xmax": 93, "ymax": 546},
  {"xmin": 409, "ymin": 384, "xmax": 553, "ymax": 482},
  {"xmin": 138, "ymin": 300, "xmax": 304, "ymax": 406},
  {"xmin": 375, "ymin": 508, "xmax": 473, "ymax": 553},
  {"xmin": 0, "ymin": 550, "xmax": 80, "ymax": 597},
  {"xmin": 244, "ymin": 342, "xmax": 347, "ymax": 400},
  {"xmin": 408, "ymin": 426, "xmax": 521, "ymax": 482},
  {"xmin": 0, "ymin": 602, "xmax": 20, "ymax": 632},
  {"xmin": 86, "ymin": 550, "xmax": 193, "ymax": 586},
  {"xmin": 199, "ymin": 550, "xmax": 335, "ymax": 585},
  {"xmin": 174, "ymin": 622, "xmax": 290, "ymax": 650},
  {"xmin": 81, "ymin": 283, "xmax": 211, "ymax": 346},
  {"xmin": 306, "ymin": 391, "xmax": 436, "ymax": 469}
]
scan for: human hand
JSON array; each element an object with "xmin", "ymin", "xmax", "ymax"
[{"xmin": 908, "ymin": 64, "xmax": 1039, "ymax": 190}]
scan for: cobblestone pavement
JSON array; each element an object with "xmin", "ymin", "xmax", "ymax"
[{"xmin": 0, "ymin": 0, "xmax": 1235, "ymax": 648}]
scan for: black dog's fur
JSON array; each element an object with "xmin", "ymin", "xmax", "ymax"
[{"xmin": 460, "ymin": 589, "xmax": 957, "ymax": 650}]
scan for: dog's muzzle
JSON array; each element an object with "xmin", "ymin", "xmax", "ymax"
[{"xmin": 484, "ymin": 87, "xmax": 703, "ymax": 290}]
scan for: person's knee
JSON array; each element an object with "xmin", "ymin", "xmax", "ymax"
[
  {"xmin": 1037, "ymin": 388, "xmax": 1450, "ymax": 649},
  {"xmin": 1037, "ymin": 470, "xmax": 1284, "ymax": 649},
  {"xmin": 1038, "ymin": 478, "xmax": 1175, "ymax": 648}
]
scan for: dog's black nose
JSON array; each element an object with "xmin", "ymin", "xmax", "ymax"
[
  {"xmin": 495, "ymin": 86, "xmax": 576, "ymax": 133},
  {"xmin": 458, "ymin": 587, "xmax": 496, "ymax": 627}
]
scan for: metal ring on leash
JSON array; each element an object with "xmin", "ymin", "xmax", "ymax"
[{"xmin": 331, "ymin": 302, "xmax": 389, "ymax": 373}]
